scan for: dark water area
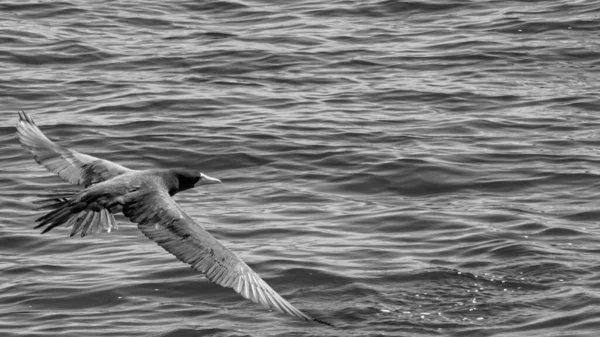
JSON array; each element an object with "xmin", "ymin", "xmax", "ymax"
[{"xmin": 2, "ymin": 0, "xmax": 600, "ymax": 336}]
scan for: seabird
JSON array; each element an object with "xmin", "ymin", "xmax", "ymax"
[{"xmin": 16, "ymin": 111, "xmax": 330, "ymax": 326}]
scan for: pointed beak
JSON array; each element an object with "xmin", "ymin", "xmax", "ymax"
[{"xmin": 201, "ymin": 173, "xmax": 222, "ymax": 185}]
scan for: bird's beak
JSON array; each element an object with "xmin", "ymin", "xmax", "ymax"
[{"xmin": 200, "ymin": 173, "xmax": 222, "ymax": 185}]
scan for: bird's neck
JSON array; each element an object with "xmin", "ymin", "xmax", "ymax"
[{"xmin": 153, "ymin": 169, "xmax": 179, "ymax": 196}]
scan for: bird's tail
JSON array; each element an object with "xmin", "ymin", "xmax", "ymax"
[{"xmin": 34, "ymin": 189, "xmax": 118, "ymax": 237}]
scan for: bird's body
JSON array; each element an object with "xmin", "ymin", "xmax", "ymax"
[{"xmin": 16, "ymin": 111, "xmax": 329, "ymax": 326}]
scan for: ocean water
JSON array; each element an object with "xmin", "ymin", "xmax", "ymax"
[{"xmin": 2, "ymin": 0, "xmax": 600, "ymax": 336}]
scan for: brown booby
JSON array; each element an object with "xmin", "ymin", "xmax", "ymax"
[{"xmin": 16, "ymin": 111, "xmax": 330, "ymax": 326}]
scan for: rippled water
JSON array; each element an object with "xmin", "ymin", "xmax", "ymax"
[{"xmin": 2, "ymin": 0, "xmax": 600, "ymax": 336}]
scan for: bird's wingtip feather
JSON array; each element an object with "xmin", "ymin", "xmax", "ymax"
[
  {"xmin": 314, "ymin": 317, "xmax": 335, "ymax": 327},
  {"xmin": 17, "ymin": 109, "xmax": 34, "ymax": 124}
]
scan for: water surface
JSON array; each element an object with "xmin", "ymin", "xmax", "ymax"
[{"xmin": 1, "ymin": 1, "xmax": 600, "ymax": 336}]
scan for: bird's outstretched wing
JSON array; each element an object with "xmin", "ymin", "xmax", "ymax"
[
  {"xmin": 122, "ymin": 187, "xmax": 323, "ymax": 323},
  {"xmin": 16, "ymin": 110, "xmax": 132, "ymax": 187}
]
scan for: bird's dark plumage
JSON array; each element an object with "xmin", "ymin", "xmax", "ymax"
[{"xmin": 16, "ymin": 111, "xmax": 330, "ymax": 326}]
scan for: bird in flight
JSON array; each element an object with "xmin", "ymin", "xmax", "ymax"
[{"xmin": 16, "ymin": 111, "xmax": 330, "ymax": 326}]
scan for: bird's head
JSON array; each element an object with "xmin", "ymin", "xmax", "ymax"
[{"xmin": 173, "ymin": 169, "xmax": 222, "ymax": 194}]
